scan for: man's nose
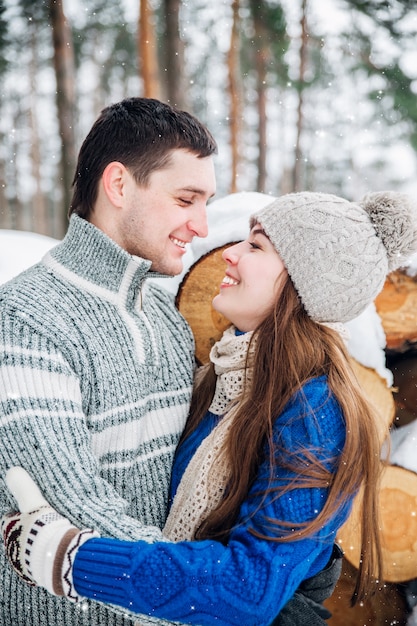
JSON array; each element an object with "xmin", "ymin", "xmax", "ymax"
[{"xmin": 188, "ymin": 205, "xmax": 208, "ymax": 238}]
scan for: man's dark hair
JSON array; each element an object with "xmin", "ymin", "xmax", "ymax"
[{"xmin": 69, "ymin": 97, "xmax": 218, "ymax": 218}]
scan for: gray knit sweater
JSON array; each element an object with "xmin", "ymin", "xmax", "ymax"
[{"xmin": 0, "ymin": 215, "xmax": 194, "ymax": 626}]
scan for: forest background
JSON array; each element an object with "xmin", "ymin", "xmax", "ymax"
[{"xmin": 1, "ymin": 0, "xmax": 417, "ymax": 239}]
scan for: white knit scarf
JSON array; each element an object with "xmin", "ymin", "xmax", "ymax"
[{"xmin": 164, "ymin": 326, "xmax": 255, "ymax": 542}]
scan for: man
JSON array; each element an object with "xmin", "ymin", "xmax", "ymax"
[
  {"xmin": 1, "ymin": 98, "xmax": 341, "ymax": 626},
  {"xmin": 0, "ymin": 97, "xmax": 217, "ymax": 626}
]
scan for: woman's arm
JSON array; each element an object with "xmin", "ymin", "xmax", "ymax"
[{"xmin": 3, "ymin": 379, "xmax": 351, "ymax": 626}]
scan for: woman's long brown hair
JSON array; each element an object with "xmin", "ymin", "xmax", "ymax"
[{"xmin": 181, "ymin": 275, "xmax": 384, "ymax": 605}]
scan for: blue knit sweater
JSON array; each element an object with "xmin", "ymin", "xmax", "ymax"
[
  {"xmin": 0, "ymin": 215, "xmax": 195, "ymax": 626},
  {"xmin": 73, "ymin": 376, "xmax": 352, "ymax": 626}
]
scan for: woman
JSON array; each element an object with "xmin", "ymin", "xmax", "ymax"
[{"xmin": 3, "ymin": 190, "xmax": 417, "ymax": 626}]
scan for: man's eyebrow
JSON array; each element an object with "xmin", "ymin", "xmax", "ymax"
[{"xmin": 177, "ymin": 186, "xmax": 215, "ymax": 198}]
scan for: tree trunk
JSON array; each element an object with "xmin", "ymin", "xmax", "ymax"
[
  {"xmin": 138, "ymin": 0, "xmax": 160, "ymax": 99},
  {"xmin": 0, "ymin": 155, "xmax": 9, "ymax": 229},
  {"xmin": 9, "ymin": 106, "xmax": 24, "ymax": 230},
  {"xmin": 162, "ymin": 0, "xmax": 186, "ymax": 108},
  {"xmin": 227, "ymin": 0, "xmax": 241, "ymax": 194},
  {"xmin": 29, "ymin": 31, "xmax": 48, "ymax": 236},
  {"xmin": 255, "ymin": 53, "xmax": 267, "ymax": 193},
  {"xmin": 49, "ymin": 0, "xmax": 76, "ymax": 237},
  {"xmin": 249, "ymin": 0, "xmax": 269, "ymax": 192},
  {"xmin": 293, "ymin": 0, "xmax": 308, "ymax": 192}
]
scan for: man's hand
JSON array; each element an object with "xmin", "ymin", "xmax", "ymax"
[{"xmin": 1, "ymin": 467, "xmax": 99, "ymax": 602}]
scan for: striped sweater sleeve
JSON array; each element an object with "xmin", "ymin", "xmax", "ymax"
[{"xmin": 0, "ymin": 310, "xmax": 166, "ymax": 543}]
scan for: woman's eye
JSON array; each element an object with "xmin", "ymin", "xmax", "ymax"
[
  {"xmin": 179, "ymin": 198, "xmax": 192, "ymax": 206},
  {"xmin": 249, "ymin": 242, "xmax": 260, "ymax": 250}
]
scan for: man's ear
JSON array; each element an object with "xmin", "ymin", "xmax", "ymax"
[{"xmin": 101, "ymin": 162, "xmax": 128, "ymax": 208}]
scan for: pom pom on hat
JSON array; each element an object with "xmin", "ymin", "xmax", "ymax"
[
  {"xmin": 360, "ymin": 191, "xmax": 417, "ymax": 271},
  {"xmin": 251, "ymin": 190, "xmax": 417, "ymax": 324}
]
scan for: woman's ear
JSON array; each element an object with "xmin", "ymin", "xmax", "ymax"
[{"xmin": 101, "ymin": 161, "xmax": 128, "ymax": 208}]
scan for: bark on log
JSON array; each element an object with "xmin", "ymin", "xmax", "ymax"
[
  {"xmin": 389, "ymin": 354, "xmax": 417, "ymax": 426},
  {"xmin": 375, "ymin": 270, "xmax": 417, "ymax": 353}
]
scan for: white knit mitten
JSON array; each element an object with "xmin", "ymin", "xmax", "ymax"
[{"xmin": 1, "ymin": 467, "xmax": 99, "ymax": 602}]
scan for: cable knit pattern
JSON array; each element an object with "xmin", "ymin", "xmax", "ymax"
[
  {"xmin": 72, "ymin": 376, "xmax": 352, "ymax": 626},
  {"xmin": 250, "ymin": 192, "xmax": 417, "ymax": 323},
  {"xmin": 0, "ymin": 215, "xmax": 194, "ymax": 626}
]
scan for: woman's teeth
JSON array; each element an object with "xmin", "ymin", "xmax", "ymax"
[{"xmin": 222, "ymin": 276, "xmax": 239, "ymax": 286}]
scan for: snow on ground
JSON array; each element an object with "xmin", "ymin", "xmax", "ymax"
[{"xmin": 1, "ymin": 191, "xmax": 415, "ymax": 472}]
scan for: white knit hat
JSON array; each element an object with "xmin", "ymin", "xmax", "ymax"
[{"xmin": 250, "ymin": 191, "xmax": 417, "ymax": 323}]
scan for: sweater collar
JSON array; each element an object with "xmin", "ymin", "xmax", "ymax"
[{"xmin": 47, "ymin": 214, "xmax": 168, "ymax": 291}]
